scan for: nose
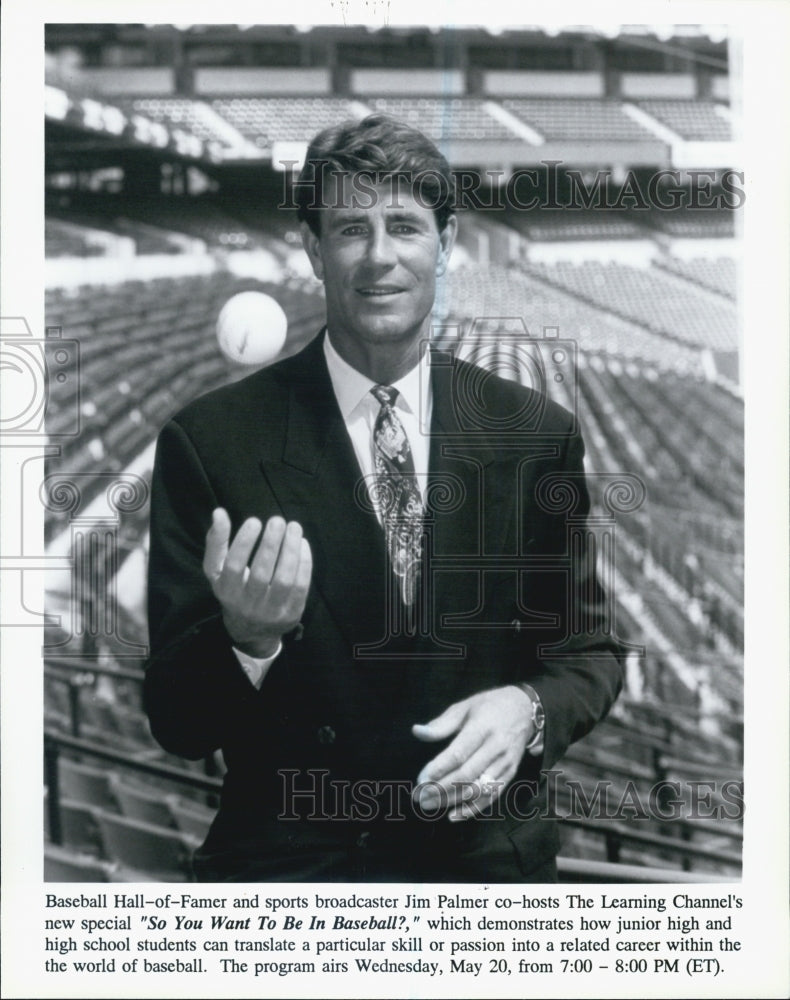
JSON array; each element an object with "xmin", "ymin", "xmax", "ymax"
[{"xmin": 367, "ymin": 224, "xmax": 397, "ymax": 268}]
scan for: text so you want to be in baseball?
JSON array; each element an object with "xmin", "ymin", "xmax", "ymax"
[{"xmin": 43, "ymin": 890, "xmax": 744, "ymax": 981}]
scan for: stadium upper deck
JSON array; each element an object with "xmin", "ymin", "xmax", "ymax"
[{"xmin": 46, "ymin": 23, "xmax": 734, "ymax": 168}]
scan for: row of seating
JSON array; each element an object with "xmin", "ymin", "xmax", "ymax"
[
  {"xmin": 637, "ymin": 99, "xmax": 731, "ymax": 141},
  {"xmin": 504, "ymin": 208, "xmax": 646, "ymax": 242},
  {"xmin": 568, "ymin": 353, "xmax": 744, "ymax": 671},
  {"xmin": 585, "ymin": 364, "xmax": 742, "ymax": 516},
  {"xmin": 212, "ymin": 96, "xmax": 357, "ymax": 148},
  {"xmin": 46, "ymin": 219, "xmax": 106, "ymax": 258},
  {"xmin": 649, "ymin": 207, "xmax": 736, "ymax": 238},
  {"xmin": 119, "ymin": 97, "xmax": 236, "ymax": 148},
  {"xmin": 46, "ymin": 205, "xmax": 738, "ymax": 258},
  {"xmin": 523, "ymin": 259, "xmax": 738, "ymax": 352},
  {"xmin": 46, "ymin": 205, "xmax": 188, "ymax": 257},
  {"xmin": 655, "ymin": 254, "xmax": 737, "ymax": 299},
  {"xmin": 502, "ymin": 97, "xmax": 656, "ymax": 141},
  {"xmin": 445, "ymin": 264, "xmax": 709, "ymax": 371},
  {"xmin": 55, "ymin": 758, "xmax": 214, "ymax": 834},
  {"xmin": 46, "ymin": 796, "xmax": 203, "ymax": 881},
  {"xmin": 367, "ymin": 97, "xmax": 514, "ymax": 141},
  {"xmin": 45, "ymin": 734, "xmax": 741, "ymax": 882},
  {"xmin": 46, "ymin": 197, "xmax": 277, "ymax": 253},
  {"xmin": 120, "ymin": 95, "xmax": 732, "ymax": 148},
  {"xmin": 580, "ymin": 362, "xmax": 743, "ymax": 568}
]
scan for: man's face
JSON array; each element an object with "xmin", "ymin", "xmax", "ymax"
[{"xmin": 301, "ymin": 177, "xmax": 456, "ymax": 361}]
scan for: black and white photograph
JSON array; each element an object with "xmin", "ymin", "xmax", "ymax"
[
  {"xmin": 40, "ymin": 18, "xmax": 745, "ymax": 884},
  {"xmin": 1, "ymin": 4, "xmax": 788, "ymax": 998}
]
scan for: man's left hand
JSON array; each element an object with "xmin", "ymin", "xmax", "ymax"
[{"xmin": 411, "ymin": 686, "xmax": 539, "ymax": 822}]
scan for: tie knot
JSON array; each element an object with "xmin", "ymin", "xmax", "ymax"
[{"xmin": 371, "ymin": 385, "xmax": 398, "ymax": 409}]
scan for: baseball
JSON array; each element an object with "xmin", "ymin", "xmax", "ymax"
[{"xmin": 216, "ymin": 291, "xmax": 288, "ymax": 365}]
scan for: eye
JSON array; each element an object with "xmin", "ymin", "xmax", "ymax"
[
  {"xmin": 390, "ymin": 224, "xmax": 417, "ymax": 235},
  {"xmin": 340, "ymin": 224, "xmax": 367, "ymax": 236}
]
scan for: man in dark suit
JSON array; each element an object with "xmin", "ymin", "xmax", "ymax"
[{"xmin": 144, "ymin": 115, "xmax": 624, "ymax": 882}]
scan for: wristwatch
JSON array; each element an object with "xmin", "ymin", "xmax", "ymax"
[{"xmin": 518, "ymin": 683, "xmax": 546, "ymax": 751}]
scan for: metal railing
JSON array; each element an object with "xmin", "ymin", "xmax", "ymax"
[
  {"xmin": 44, "ymin": 730, "xmax": 222, "ymax": 845},
  {"xmin": 44, "ymin": 729, "xmax": 741, "ymax": 884}
]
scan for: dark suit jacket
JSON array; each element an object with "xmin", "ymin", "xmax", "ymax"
[{"xmin": 144, "ymin": 331, "xmax": 624, "ymax": 879}]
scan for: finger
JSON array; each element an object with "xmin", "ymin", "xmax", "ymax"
[
  {"xmin": 413, "ymin": 745, "xmax": 505, "ymax": 816},
  {"xmin": 246, "ymin": 516, "xmax": 288, "ymax": 598},
  {"xmin": 297, "ymin": 536, "xmax": 312, "ymax": 586},
  {"xmin": 425, "ymin": 743, "xmax": 503, "ymax": 813},
  {"xmin": 203, "ymin": 508, "xmax": 231, "ymax": 581},
  {"xmin": 412, "ymin": 699, "xmax": 469, "ymax": 744},
  {"xmin": 268, "ymin": 521, "xmax": 304, "ymax": 598},
  {"xmin": 415, "ymin": 724, "xmax": 487, "ymax": 787},
  {"xmin": 451, "ymin": 745, "xmax": 506, "ymax": 796},
  {"xmin": 445, "ymin": 752, "xmax": 509, "ymax": 819},
  {"xmin": 289, "ymin": 537, "xmax": 313, "ymax": 612},
  {"xmin": 221, "ymin": 517, "xmax": 263, "ymax": 586}
]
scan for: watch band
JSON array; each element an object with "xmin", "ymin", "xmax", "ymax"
[{"xmin": 518, "ymin": 683, "xmax": 546, "ymax": 750}]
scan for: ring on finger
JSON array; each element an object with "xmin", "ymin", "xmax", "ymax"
[{"xmin": 477, "ymin": 771, "xmax": 499, "ymax": 796}]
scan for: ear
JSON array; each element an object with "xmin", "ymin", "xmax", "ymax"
[
  {"xmin": 300, "ymin": 221, "xmax": 324, "ymax": 281},
  {"xmin": 435, "ymin": 214, "xmax": 458, "ymax": 277}
]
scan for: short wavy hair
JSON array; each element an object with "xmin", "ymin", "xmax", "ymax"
[{"xmin": 295, "ymin": 114, "xmax": 455, "ymax": 237}]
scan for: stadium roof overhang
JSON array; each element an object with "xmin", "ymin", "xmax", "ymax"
[
  {"xmin": 45, "ymin": 84, "xmax": 229, "ymax": 172},
  {"xmin": 45, "ymin": 118, "xmax": 225, "ymax": 173}
]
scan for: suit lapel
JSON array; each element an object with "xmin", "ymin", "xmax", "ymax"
[
  {"xmin": 258, "ymin": 340, "xmax": 544, "ymax": 659},
  {"xmin": 428, "ymin": 353, "xmax": 501, "ymax": 552},
  {"xmin": 259, "ymin": 334, "xmax": 390, "ymax": 651},
  {"xmin": 425, "ymin": 354, "xmax": 513, "ymax": 626},
  {"xmin": 425, "ymin": 353, "xmax": 561, "ymax": 638}
]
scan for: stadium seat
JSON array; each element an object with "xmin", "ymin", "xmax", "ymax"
[
  {"xmin": 78, "ymin": 695, "xmax": 118, "ymax": 732},
  {"xmin": 109, "ymin": 706, "xmax": 156, "ymax": 746},
  {"xmin": 57, "ymin": 758, "xmax": 119, "ymax": 811},
  {"xmin": 109, "ymin": 775, "xmax": 176, "ymax": 829},
  {"xmin": 45, "ymin": 843, "xmax": 119, "ymax": 882},
  {"xmin": 93, "ymin": 810, "xmax": 200, "ymax": 881},
  {"xmin": 167, "ymin": 797, "xmax": 216, "ymax": 840},
  {"xmin": 58, "ymin": 798, "xmax": 106, "ymax": 857}
]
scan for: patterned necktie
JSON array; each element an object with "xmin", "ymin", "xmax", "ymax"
[{"xmin": 371, "ymin": 385, "xmax": 424, "ymax": 606}]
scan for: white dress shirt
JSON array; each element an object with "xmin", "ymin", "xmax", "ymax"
[
  {"xmin": 234, "ymin": 330, "xmax": 433, "ymax": 687},
  {"xmin": 322, "ymin": 328, "xmax": 433, "ymax": 497}
]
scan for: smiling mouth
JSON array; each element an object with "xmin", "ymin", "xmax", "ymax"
[{"xmin": 357, "ymin": 287, "xmax": 406, "ymax": 297}]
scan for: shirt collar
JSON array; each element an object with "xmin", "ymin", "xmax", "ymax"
[{"xmin": 323, "ymin": 329, "xmax": 431, "ymax": 424}]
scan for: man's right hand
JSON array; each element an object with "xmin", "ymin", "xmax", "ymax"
[{"xmin": 203, "ymin": 508, "xmax": 312, "ymax": 658}]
